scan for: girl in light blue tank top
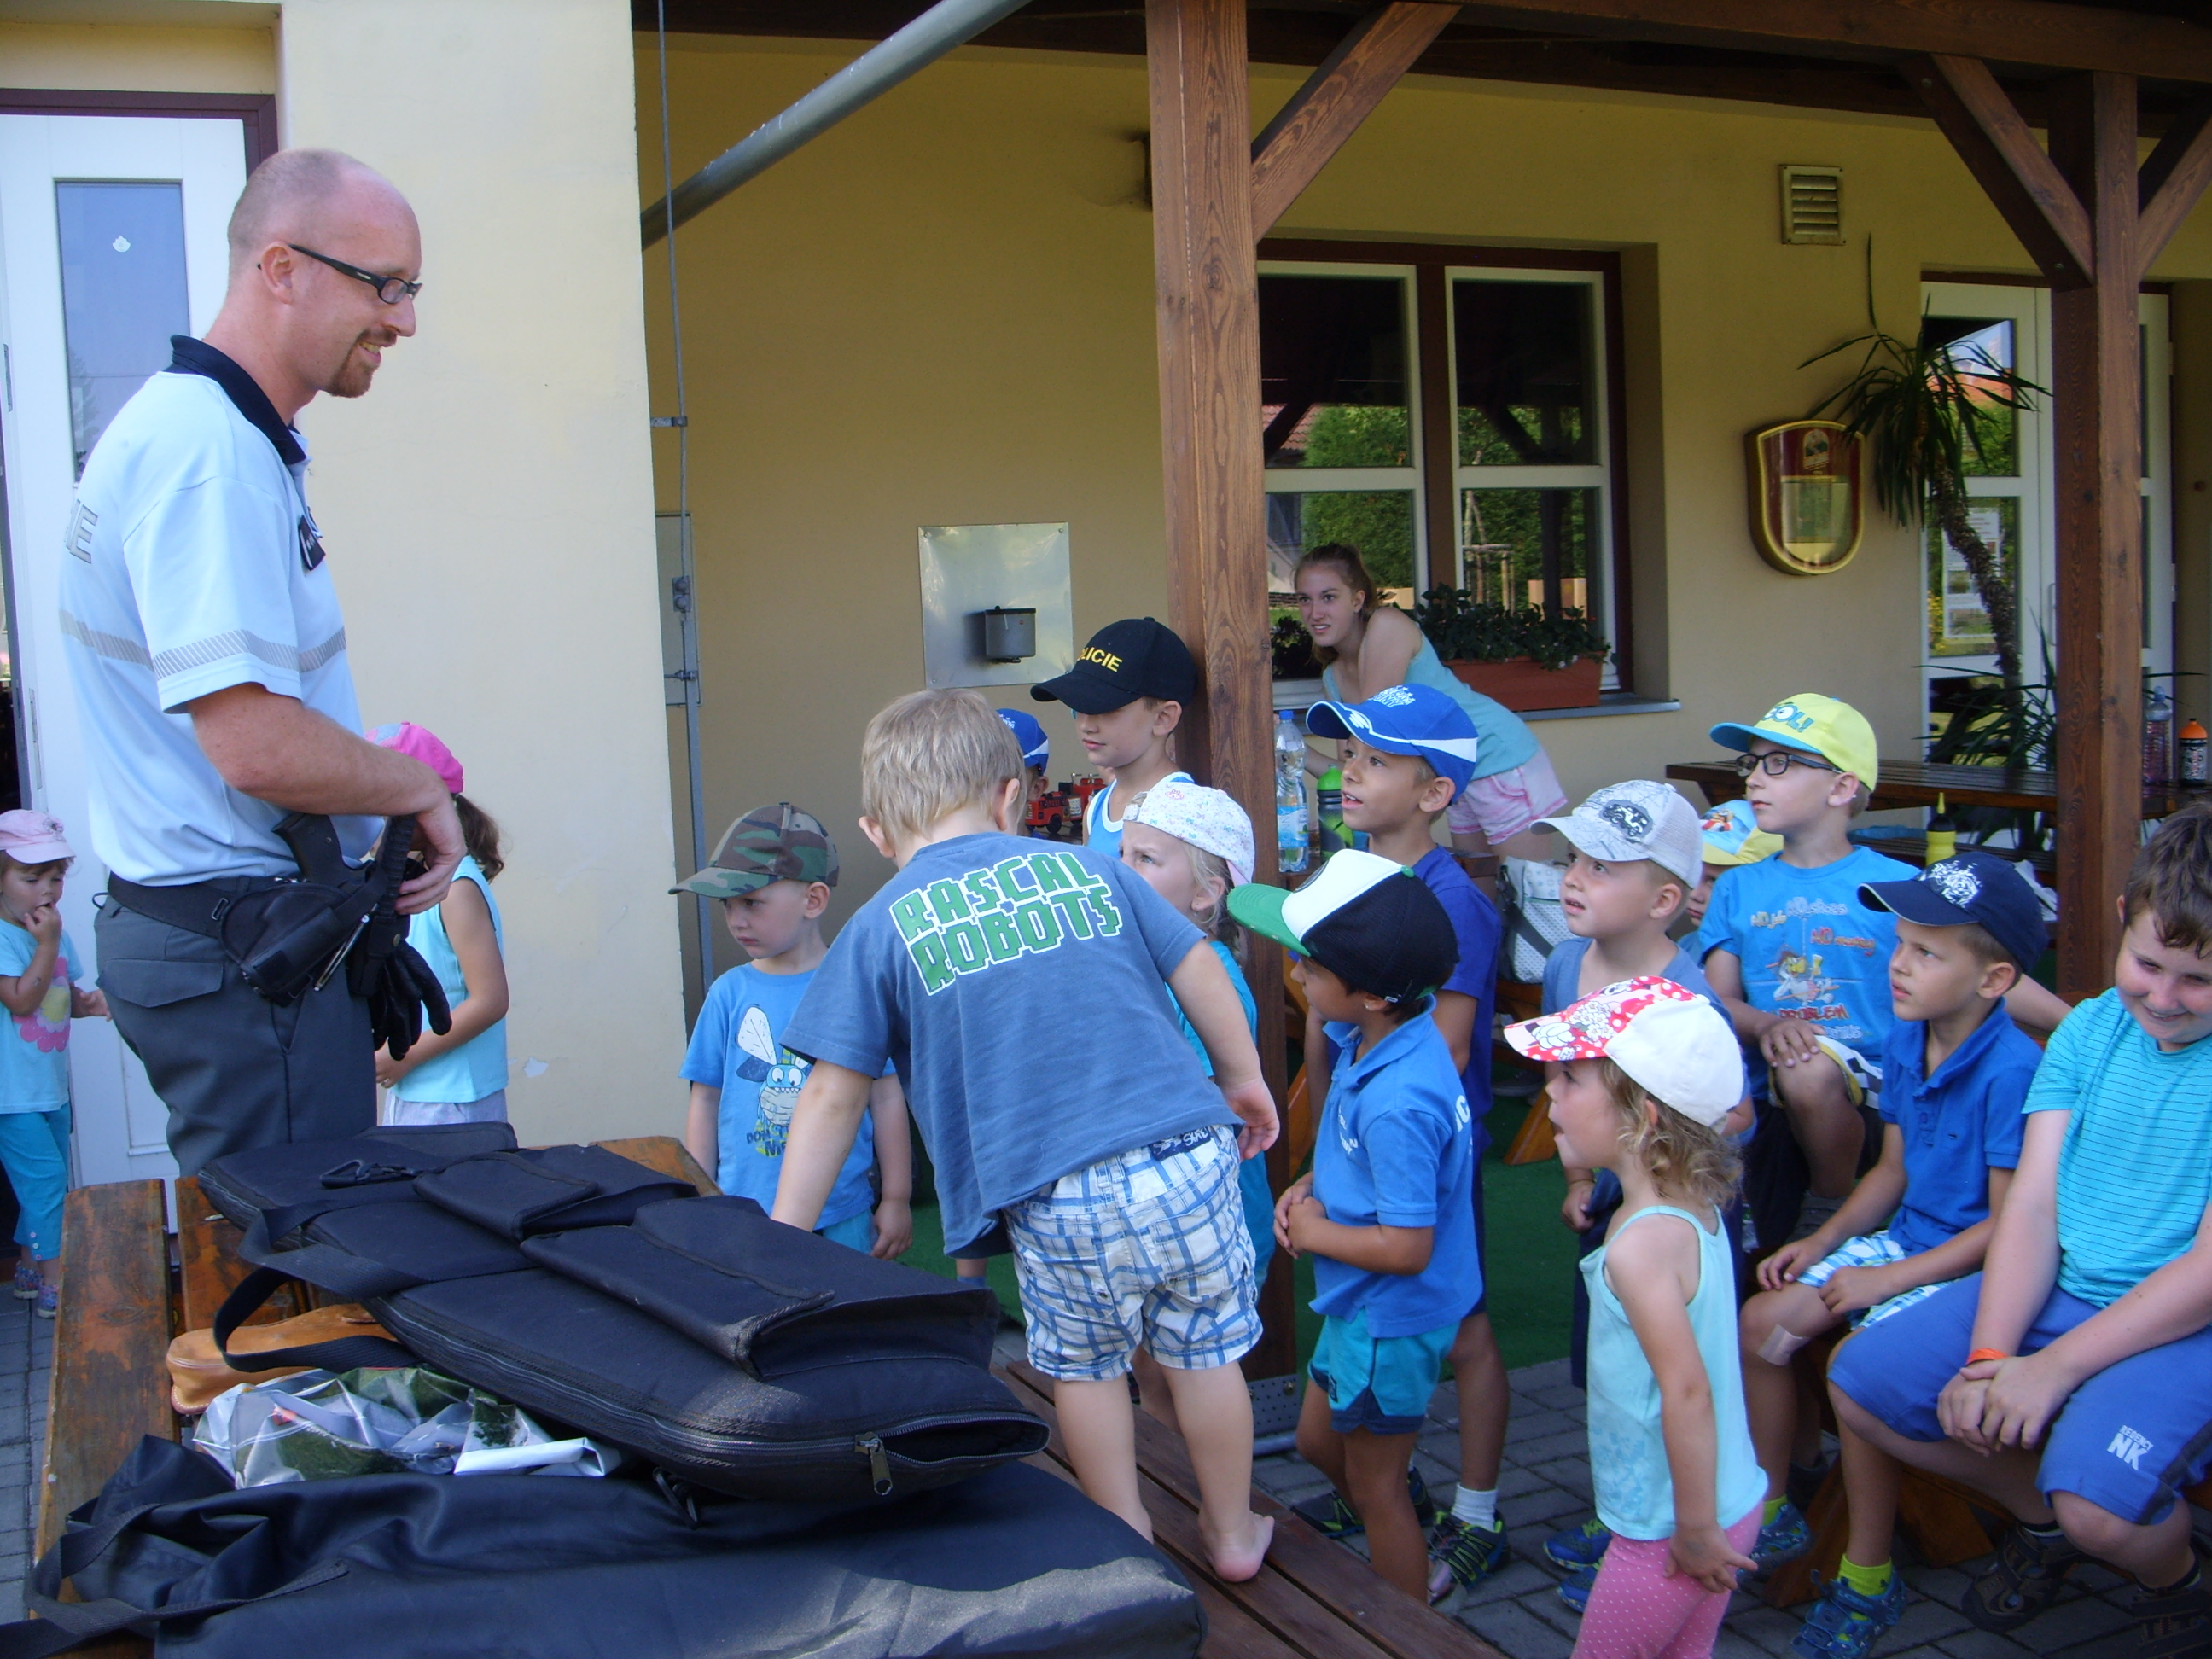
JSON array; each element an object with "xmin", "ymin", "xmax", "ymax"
[{"xmin": 1504, "ymin": 976, "xmax": 1761, "ymax": 1658}]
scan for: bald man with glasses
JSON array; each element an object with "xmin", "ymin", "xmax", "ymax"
[{"xmin": 60, "ymin": 147, "xmax": 463, "ymax": 1173}]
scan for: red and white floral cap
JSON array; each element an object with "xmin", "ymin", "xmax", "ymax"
[{"xmin": 1505, "ymin": 975, "xmax": 1743, "ymax": 1126}]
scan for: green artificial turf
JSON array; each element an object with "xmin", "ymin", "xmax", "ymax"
[{"xmin": 896, "ymin": 1093, "xmax": 1580, "ymax": 1374}]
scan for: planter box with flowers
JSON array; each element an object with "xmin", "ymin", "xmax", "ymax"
[{"xmin": 1412, "ymin": 588, "xmax": 1612, "ymax": 712}]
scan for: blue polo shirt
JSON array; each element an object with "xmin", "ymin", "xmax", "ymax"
[
  {"xmin": 1877, "ymin": 1003, "xmax": 2039, "ymax": 1255},
  {"xmin": 1412, "ymin": 847, "xmax": 1501, "ymax": 1150},
  {"xmin": 1309, "ymin": 1010, "xmax": 1481, "ymax": 1338}
]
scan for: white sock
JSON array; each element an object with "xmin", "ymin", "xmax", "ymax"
[{"xmin": 1452, "ymin": 1487, "xmax": 1499, "ymax": 1530}]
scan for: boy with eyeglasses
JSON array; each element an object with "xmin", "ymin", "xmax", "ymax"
[{"xmin": 1698, "ymin": 696, "xmax": 1912, "ymax": 1256}]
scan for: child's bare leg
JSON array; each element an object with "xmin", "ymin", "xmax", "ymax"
[
  {"xmin": 1831, "ymin": 1386, "xmax": 2052, "ymax": 1522},
  {"xmin": 1740, "ymin": 1283, "xmax": 1837, "ymax": 1497},
  {"xmin": 1160, "ymin": 1359, "xmax": 1273, "ymax": 1581},
  {"xmin": 1770, "ymin": 1051, "xmax": 1862, "ymax": 1198},
  {"xmin": 1838, "ymin": 1417, "xmax": 1903, "ymax": 1569},
  {"xmin": 2052, "ymin": 1490, "xmax": 2196, "ymax": 1587},
  {"xmin": 1295, "ymin": 1377, "xmax": 1345, "ymax": 1487},
  {"xmin": 1055, "ymin": 1375, "xmax": 1150, "ymax": 1541},
  {"xmin": 1132, "ymin": 1347, "xmax": 1182, "ymax": 1433},
  {"xmin": 1343, "ymin": 1428, "xmax": 1428, "ymax": 1600},
  {"xmin": 1448, "ymin": 1312, "xmax": 1507, "ymax": 1493}
]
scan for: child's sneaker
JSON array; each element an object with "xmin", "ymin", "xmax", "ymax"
[
  {"xmin": 1557, "ymin": 1558, "xmax": 1599, "ymax": 1614},
  {"xmin": 1752, "ymin": 1499, "xmax": 1813, "ymax": 1573},
  {"xmin": 1426, "ymin": 1515, "xmax": 1511, "ymax": 1602},
  {"xmin": 1544, "ymin": 1516, "xmax": 1614, "ymax": 1570},
  {"xmin": 1292, "ymin": 1465, "xmax": 1438, "ymax": 1540},
  {"xmin": 11, "ymin": 1260, "xmax": 37, "ymax": 1300},
  {"xmin": 1791, "ymin": 1569, "xmax": 1907, "ymax": 1658},
  {"xmin": 33, "ymin": 1281, "xmax": 57, "ymax": 1320}
]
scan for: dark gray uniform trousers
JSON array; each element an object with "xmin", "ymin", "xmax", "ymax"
[{"xmin": 96, "ymin": 894, "xmax": 374, "ymax": 1176}]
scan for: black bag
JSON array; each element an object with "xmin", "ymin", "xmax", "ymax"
[
  {"xmin": 197, "ymin": 1128, "xmax": 1050, "ymax": 1503},
  {"xmin": 0, "ymin": 1435, "xmax": 1202, "ymax": 1659}
]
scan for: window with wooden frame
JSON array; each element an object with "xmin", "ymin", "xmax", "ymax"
[{"xmin": 1259, "ymin": 240, "xmax": 1632, "ymax": 685}]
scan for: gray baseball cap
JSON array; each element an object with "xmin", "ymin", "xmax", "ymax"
[{"xmin": 1538, "ymin": 781, "xmax": 1704, "ymax": 887}]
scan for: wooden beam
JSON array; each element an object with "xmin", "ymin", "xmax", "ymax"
[
  {"xmin": 1146, "ymin": 0, "xmax": 1295, "ymax": 1381},
  {"xmin": 1447, "ymin": 0, "xmax": 2212, "ymax": 84},
  {"xmin": 2138, "ymin": 91, "xmax": 2212, "ymax": 271},
  {"xmin": 1249, "ymin": 3, "xmax": 1460, "ymax": 236},
  {"xmin": 2049, "ymin": 72, "xmax": 2145, "ymax": 997},
  {"xmin": 1907, "ymin": 55, "xmax": 2093, "ymax": 286}
]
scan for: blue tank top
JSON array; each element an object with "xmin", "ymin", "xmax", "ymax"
[
  {"xmin": 1580, "ymin": 1202, "xmax": 1764, "ymax": 1540},
  {"xmin": 1321, "ymin": 633, "xmax": 1538, "ymax": 779},
  {"xmin": 393, "ymin": 856, "xmax": 509, "ymax": 1104}
]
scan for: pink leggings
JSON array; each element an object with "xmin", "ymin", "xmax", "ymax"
[{"xmin": 1570, "ymin": 1511, "xmax": 1759, "ymax": 1659}]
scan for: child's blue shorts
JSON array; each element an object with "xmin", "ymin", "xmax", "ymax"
[
  {"xmin": 1830, "ymin": 1272, "xmax": 2212, "ymax": 1526},
  {"xmin": 1310, "ymin": 1308, "xmax": 1455, "ymax": 1436}
]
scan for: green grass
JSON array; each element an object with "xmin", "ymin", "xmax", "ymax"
[{"xmin": 897, "ymin": 1094, "xmax": 1579, "ymax": 1375}]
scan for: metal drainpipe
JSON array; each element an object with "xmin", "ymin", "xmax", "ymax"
[{"xmin": 640, "ymin": 0, "xmax": 1032, "ymax": 247}]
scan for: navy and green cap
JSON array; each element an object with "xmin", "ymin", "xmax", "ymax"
[
  {"xmin": 1229, "ymin": 848, "xmax": 1458, "ymax": 1006},
  {"xmin": 671, "ymin": 803, "xmax": 838, "ymax": 899}
]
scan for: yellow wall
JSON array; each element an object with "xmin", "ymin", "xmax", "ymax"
[
  {"xmin": 0, "ymin": 15, "xmax": 274, "ymax": 93},
  {"xmin": 277, "ymin": 0, "xmax": 687, "ymax": 1144},
  {"xmin": 640, "ymin": 38, "xmax": 2212, "ymax": 956}
]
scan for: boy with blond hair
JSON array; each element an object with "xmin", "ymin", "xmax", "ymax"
[{"xmin": 772, "ymin": 688, "xmax": 1278, "ymax": 1582}]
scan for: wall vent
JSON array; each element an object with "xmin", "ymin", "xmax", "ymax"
[{"xmin": 1781, "ymin": 165, "xmax": 1842, "ymax": 245}]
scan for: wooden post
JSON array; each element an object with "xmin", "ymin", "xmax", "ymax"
[
  {"xmin": 1146, "ymin": 0, "xmax": 1296, "ymax": 1379},
  {"xmin": 2048, "ymin": 73, "xmax": 2144, "ymax": 996},
  {"xmin": 1912, "ymin": 58, "xmax": 2212, "ymax": 996}
]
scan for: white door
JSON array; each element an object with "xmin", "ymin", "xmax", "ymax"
[{"xmin": 0, "ymin": 114, "xmax": 247, "ymax": 1186}]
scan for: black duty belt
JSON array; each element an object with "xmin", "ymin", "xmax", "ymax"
[{"xmin": 106, "ymin": 875, "xmax": 288, "ymax": 940}]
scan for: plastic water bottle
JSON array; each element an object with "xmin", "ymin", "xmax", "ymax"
[
  {"xmin": 2145, "ymin": 686, "xmax": 2174, "ymax": 786},
  {"xmin": 1275, "ymin": 712, "xmax": 1313, "ymax": 877}
]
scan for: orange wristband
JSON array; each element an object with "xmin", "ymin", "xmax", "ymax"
[{"xmin": 1964, "ymin": 1348, "xmax": 2009, "ymax": 1367}]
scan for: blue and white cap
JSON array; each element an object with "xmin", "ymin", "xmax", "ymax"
[
  {"xmin": 1304, "ymin": 684, "xmax": 1481, "ymax": 800},
  {"xmin": 1859, "ymin": 848, "xmax": 2046, "ymax": 974},
  {"xmin": 997, "ymin": 708, "xmax": 1050, "ymax": 771}
]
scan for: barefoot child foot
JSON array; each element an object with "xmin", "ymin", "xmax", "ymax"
[{"xmin": 1205, "ymin": 1511, "xmax": 1274, "ymax": 1583}]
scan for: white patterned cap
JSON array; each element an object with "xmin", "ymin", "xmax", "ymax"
[
  {"xmin": 1125, "ymin": 780, "xmax": 1255, "ymax": 888},
  {"xmin": 1504, "ymin": 975, "xmax": 1743, "ymax": 1126},
  {"xmin": 1537, "ymin": 781, "xmax": 1704, "ymax": 887}
]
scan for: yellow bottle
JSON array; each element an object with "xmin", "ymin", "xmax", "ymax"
[{"xmin": 1925, "ymin": 793, "xmax": 1957, "ymax": 867}]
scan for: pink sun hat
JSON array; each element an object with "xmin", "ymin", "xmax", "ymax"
[
  {"xmin": 0, "ymin": 811, "xmax": 73, "ymax": 864},
  {"xmin": 1504, "ymin": 975, "xmax": 1743, "ymax": 1126},
  {"xmin": 370, "ymin": 722, "xmax": 464, "ymax": 796}
]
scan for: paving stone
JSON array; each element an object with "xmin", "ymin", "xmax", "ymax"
[
  {"xmin": 1932, "ymin": 1629, "xmax": 2043, "ymax": 1659},
  {"xmin": 1512, "ymin": 1429, "xmax": 1589, "ymax": 1467},
  {"xmin": 1712, "ymin": 1631, "xmax": 1774, "ymax": 1659},
  {"xmin": 1886, "ymin": 1593, "xmax": 1971, "ymax": 1646},
  {"xmin": 1458, "ymin": 1595, "xmax": 1576, "ymax": 1659},
  {"xmin": 1512, "ymin": 1359, "xmax": 1573, "ymax": 1394},
  {"xmin": 1526, "ymin": 1458, "xmax": 1593, "ymax": 1499},
  {"xmin": 1505, "ymin": 1483, "xmax": 1592, "ymax": 1527},
  {"xmin": 1726, "ymin": 1604, "xmax": 1806, "ymax": 1656},
  {"xmin": 1456, "ymin": 1558, "xmax": 1556, "ymax": 1607},
  {"xmin": 1497, "ymin": 1463, "xmax": 1558, "ymax": 1500},
  {"xmin": 2007, "ymin": 1588, "xmax": 2132, "ymax": 1649},
  {"xmin": 1522, "ymin": 1384, "xmax": 1586, "ymax": 1413},
  {"xmin": 1503, "ymin": 1408, "xmax": 1579, "ymax": 1445}
]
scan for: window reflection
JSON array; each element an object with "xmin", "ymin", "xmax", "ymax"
[
  {"xmin": 56, "ymin": 181, "xmax": 189, "ymax": 478},
  {"xmin": 1454, "ymin": 281, "xmax": 1594, "ymax": 467},
  {"xmin": 1460, "ymin": 487, "xmax": 1597, "ymax": 614},
  {"xmin": 1259, "ymin": 275, "xmax": 1410, "ymax": 469}
]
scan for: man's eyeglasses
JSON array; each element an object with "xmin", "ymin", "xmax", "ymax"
[
  {"xmin": 288, "ymin": 245, "xmax": 422, "ymax": 304},
  {"xmin": 1732, "ymin": 750, "xmax": 1838, "ymax": 779}
]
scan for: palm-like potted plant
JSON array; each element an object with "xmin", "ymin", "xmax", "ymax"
[
  {"xmin": 1804, "ymin": 326, "xmax": 2042, "ymax": 760},
  {"xmin": 1412, "ymin": 588, "xmax": 1611, "ymax": 711}
]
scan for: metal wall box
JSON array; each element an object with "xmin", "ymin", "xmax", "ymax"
[
  {"xmin": 918, "ymin": 523, "xmax": 1073, "ymax": 690},
  {"xmin": 981, "ymin": 605, "xmax": 1037, "ymax": 662}
]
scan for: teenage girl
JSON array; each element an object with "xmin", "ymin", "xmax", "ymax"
[
  {"xmin": 1118, "ymin": 781, "xmax": 1272, "ymax": 1430},
  {"xmin": 370, "ymin": 723, "xmax": 510, "ymax": 1124},
  {"xmin": 1506, "ymin": 978, "xmax": 1763, "ymax": 1659},
  {"xmin": 1293, "ymin": 544, "xmax": 1567, "ymax": 870},
  {"xmin": 0, "ymin": 813, "xmax": 106, "ymax": 1318}
]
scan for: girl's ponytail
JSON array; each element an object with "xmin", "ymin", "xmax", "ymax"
[{"xmin": 454, "ymin": 794, "xmax": 504, "ymax": 881}]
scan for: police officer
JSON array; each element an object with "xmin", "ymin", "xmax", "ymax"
[{"xmin": 59, "ymin": 148, "xmax": 463, "ymax": 1174}]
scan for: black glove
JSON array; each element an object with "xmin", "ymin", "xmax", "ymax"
[{"xmin": 346, "ymin": 816, "xmax": 454, "ymax": 1060}]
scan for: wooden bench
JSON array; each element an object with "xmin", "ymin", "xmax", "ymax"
[
  {"xmin": 37, "ymin": 1136, "xmax": 713, "ymax": 1656},
  {"xmin": 995, "ymin": 1359, "xmax": 1503, "ymax": 1658}
]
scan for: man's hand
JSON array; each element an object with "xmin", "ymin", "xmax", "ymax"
[
  {"xmin": 1818, "ymin": 1263, "xmax": 1899, "ymax": 1318},
  {"xmin": 870, "ymin": 1196, "xmax": 914, "ymax": 1260},
  {"xmin": 1757, "ymin": 1237, "xmax": 1828, "ymax": 1291},
  {"xmin": 1222, "ymin": 1075, "xmax": 1278, "ymax": 1160},
  {"xmin": 1761, "ymin": 1018, "xmax": 1824, "ymax": 1068},
  {"xmin": 399, "ymin": 795, "xmax": 463, "ymax": 915}
]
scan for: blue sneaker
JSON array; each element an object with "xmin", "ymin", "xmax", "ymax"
[
  {"xmin": 1292, "ymin": 1465, "xmax": 1439, "ymax": 1540},
  {"xmin": 1558, "ymin": 1559, "xmax": 1598, "ymax": 1615},
  {"xmin": 1791, "ymin": 1569, "xmax": 1908, "ymax": 1658},
  {"xmin": 1427, "ymin": 1515, "xmax": 1511, "ymax": 1602},
  {"xmin": 11, "ymin": 1260, "xmax": 37, "ymax": 1300},
  {"xmin": 1545, "ymin": 1516, "xmax": 1613, "ymax": 1570},
  {"xmin": 1752, "ymin": 1500, "xmax": 1813, "ymax": 1574}
]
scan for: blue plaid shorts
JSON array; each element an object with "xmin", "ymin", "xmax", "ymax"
[
  {"xmin": 1797, "ymin": 1228, "xmax": 1952, "ymax": 1329},
  {"xmin": 1004, "ymin": 1125, "xmax": 1261, "ymax": 1382}
]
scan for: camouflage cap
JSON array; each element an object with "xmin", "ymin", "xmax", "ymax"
[{"xmin": 670, "ymin": 803, "xmax": 839, "ymax": 899}]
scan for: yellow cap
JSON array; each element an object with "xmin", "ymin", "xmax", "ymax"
[{"xmin": 1708, "ymin": 694, "xmax": 1879, "ymax": 790}]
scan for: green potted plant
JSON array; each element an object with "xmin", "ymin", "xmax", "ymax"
[{"xmin": 1412, "ymin": 588, "xmax": 1611, "ymax": 711}]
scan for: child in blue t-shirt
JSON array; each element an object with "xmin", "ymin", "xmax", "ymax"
[
  {"xmin": 1701, "ymin": 695, "xmax": 1912, "ymax": 1246},
  {"xmin": 1738, "ymin": 849, "xmax": 2044, "ymax": 1654},
  {"xmin": 1831, "ymin": 806, "xmax": 2212, "ymax": 1657},
  {"xmin": 774, "ymin": 690, "xmax": 1277, "ymax": 1586},
  {"xmin": 1237, "ymin": 850, "xmax": 1477, "ymax": 1607},
  {"xmin": 1301, "ymin": 684, "xmax": 1511, "ymax": 1592},
  {"xmin": 674, "ymin": 804, "xmax": 911, "ymax": 1257},
  {"xmin": 0, "ymin": 813, "xmax": 109, "ymax": 1319}
]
